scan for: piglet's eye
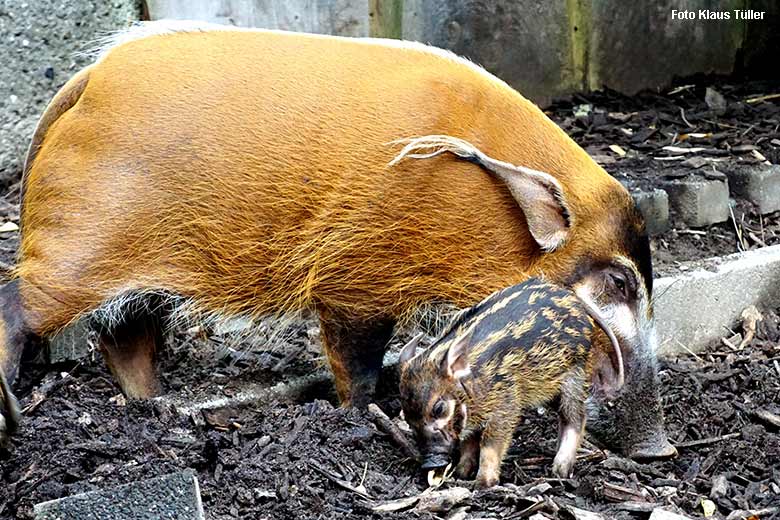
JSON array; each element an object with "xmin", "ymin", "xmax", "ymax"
[{"xmin": 431, "ymin": 400, "xmax": 447, "ymax": 418}]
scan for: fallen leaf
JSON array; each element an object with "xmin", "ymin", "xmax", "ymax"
[
  {"xmin": 574, "ymin": 104, "xmax": 592, "ymax": 119},
  {"xmin": 752, "ymin": 149, "xmax": 768, "ymax": 162},
  {"xmin": 0, "ymin": 222, "xmax": 19, "ymax": 233},
  {"xmin": 662, "ymin": 146, "xmax": 708, "ymax": 154},
  {"xmin": 609, "ymin": 144, "xmax": 627, "ymax": 156},
  {"xmin": 564, "ymin": 505, "xmax": 606, "ymax": 520},
  {"xmin": 700, "ymin": 498, "xmax": 717, "ymax": 518},
  {"xmin": 680, "ymin": 157, "xmax": 710, "ymax": 169},
  {"xmin": 372, "ymin": 495, "xmax": 419, "ymax": 512}
]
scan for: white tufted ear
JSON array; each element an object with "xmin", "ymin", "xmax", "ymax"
[{"xmin": 390, "ymin": 135, "xmax": 572, "ymax": 251}]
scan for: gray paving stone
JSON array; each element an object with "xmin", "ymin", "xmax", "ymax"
[
  {"xmin": 34, "ymin": 470, "xmax": 204, "ymax": 520},
  {"xmin": 662, "ymin": 178, "xmax": 729, "ymax": 227},
  {"xmin": 632, "ymin": 189, "xmax": 670, "ymax": 235},
  {"xmin": 724, "ymin": 164, "xmax": 780, "ymax": 214},
  {"xmin": 48, "ymin": 319, "xmax": 91, "ymax": 363}
]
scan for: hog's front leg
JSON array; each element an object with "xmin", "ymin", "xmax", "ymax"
[
  {"xmin": 552, "ymin": 369, "xmax": 587, "ymax": 478},
  {"xmin": 456, "ymin": 429, "xmax": 481, "ymax": 479}
]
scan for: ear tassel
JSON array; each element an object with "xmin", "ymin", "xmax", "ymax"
[
  {"xmin": 387, "ymin": 135, "xmax": 572, "ymax": 253},
  {"xmin": 388, "ymin": 135, "xmax": 561, "ymax": 188}
]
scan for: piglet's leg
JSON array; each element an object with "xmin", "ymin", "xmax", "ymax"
[
  {"xmin": 456, "ymin": 429, "xmax": 481, "ymax": 479},
  {"xmin": 476, "ymin": 420, "xmax": 516, "ymax": 488},
  {"xmin": 553, "ymin": 369, "xmax": 587, "ymax": 478}
]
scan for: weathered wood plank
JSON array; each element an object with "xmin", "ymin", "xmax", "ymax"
[{"xmin": 368, "ymin": 0, "xmax": 402, "ymax": 38}]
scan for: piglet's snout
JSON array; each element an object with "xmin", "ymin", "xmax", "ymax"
[{"xmin": 420, "ymin": 428, "xmax": 454, "ymax": 470}]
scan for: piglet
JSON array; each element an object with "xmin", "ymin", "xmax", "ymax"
[{"xmin": 398, "ymin": 278, "xmax": 624, "ymax": 488}]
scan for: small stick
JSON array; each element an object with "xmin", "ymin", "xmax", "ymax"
[
  {"xmin": 675, "ymin": 432, "xmax": 740, "ymax": 449},
  {"xmin": 746, "ymin": 93, "xmax": 780, "ymax": 104},
  {"xmin": 368, "ymin": 403, "xmax": 420, "ymax": 460},
  {"xmin": 754, "ymin": 408, "xmax": 780, "ymax": 429},
  {"xmin": 308, "ymin": 461, "xmax": 372, "ymax": 499}
]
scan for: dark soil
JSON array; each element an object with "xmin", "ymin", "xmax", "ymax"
[{"xmin": 2, "ymin": 308, "xmax": 779, "ymax": 520}]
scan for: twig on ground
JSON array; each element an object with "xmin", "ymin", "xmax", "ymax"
[
  {"xmin": 746, "ymin": 93, "xmax": 780, "ymax": 104},
  {"xmin": 675, "ymin": 432, "xmax": 740, "ymax": 449},
  {"xmin": 368, "ymin": 403, "xmax": 420, "ymax": 460}
]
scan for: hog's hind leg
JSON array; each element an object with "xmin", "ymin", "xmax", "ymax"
[
  {"xmin": 0, "ymin": 280, "xmax": 38, "ymax": 439},
  {"xmin": 0, "ymin": 273, "xmax": 112, "ymax": 440},
  {"xmin": 93, "ymin": 296, "xmax": 167, "ymax": 399},
  {"xmin": 552, "ymin": 368, "xmax": 588, "ymax": 478}
]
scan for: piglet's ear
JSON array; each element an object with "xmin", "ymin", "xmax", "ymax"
[
  {"xmin": 399, "ymin": 333, "xmax": 423, "ymax": 366},
  {"xmin": 442, "ymin": 326, "xmax": 474, "ymax": 380},
  {"xmin": 591, "ymin": 350, "xmax": 623, "ymax": 401}
]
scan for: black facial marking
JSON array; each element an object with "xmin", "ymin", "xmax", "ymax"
[{"xmin": 624, "ymin": 212, "xmax": 653, "ymax": 296}]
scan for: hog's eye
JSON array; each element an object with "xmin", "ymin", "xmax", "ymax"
[
  {"xmin": 431, "ymin": 400, "xmax": 447, "ymax": 419},
  {"xmin": 607, "ymin": 271, "xmax": 628, "ymax": 298}
]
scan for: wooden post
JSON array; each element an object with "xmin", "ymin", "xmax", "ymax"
[{"xmin": 369, "ymin": 0, "xmax": 403, "ymax": 39}]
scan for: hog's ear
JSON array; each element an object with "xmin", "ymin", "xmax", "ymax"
[
  {"xmin": 398, "ymin": 333, "xmax": 423, "ymax": 366},
  {"xmin": 388, "ymin": 135, "xmax": 572, "ymax": 251},
  {"xmin": 482, "ymin": 160, "xmax": 571, "ymax": 252},
  {"xmin": 442, "ymin": 327, "xmax": 474, "ymax": 380}
]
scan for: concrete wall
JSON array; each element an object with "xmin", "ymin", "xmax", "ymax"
[
  {"xmin": 401, "ymin": 0, "xmax": 581, "ymax": 107},
  {"xmin": 0, "ymin": 0, "xmax": 143, "ymax": 187},
  {"xmin": 146, "ymin": 0, "xmax": 368, "ymax": 36}
]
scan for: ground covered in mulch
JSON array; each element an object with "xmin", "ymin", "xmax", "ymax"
[{"xmin": 1, "ymin": 308, "xmax": 779, "ymax": 520}]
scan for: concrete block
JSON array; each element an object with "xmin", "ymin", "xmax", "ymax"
[
  {"xmin": 34, "ymin": 470, "xmax": 204, "ymax": 520},
  {"xmin": 48, "ymin": 319, "xmax": 91, "ymax": 363},
  {"xmin": 724, "ymin": 164, "xmax": 780, "ymax": 214},
  {"xmin": 402, "ymin": 0, "xmax": 582, "ymax": 107},
  {"xmin": 662, "ymin": 178, "xmax": 729, "ymax": 227},
  {"xmin": 0, "ymin": 0, "xmax": 142, "ymax": 185},
  {"xmin": 632, "ymin": 189, "xmax": 670, "ymax": 235},
  {"xmin": 588, "ymin": 0, "xmax": 744, "ymax": 95},
  {"xmin": 654, "ymin": 244, "xmax": 780, "ymax": 356}
]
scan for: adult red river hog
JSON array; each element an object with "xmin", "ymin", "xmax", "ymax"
[{"xmin": 0, "ymin": 21, "xmax": 675, "ymax": 459}]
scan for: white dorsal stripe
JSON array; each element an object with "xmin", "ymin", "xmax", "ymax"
[{"xmin": 86, "ymin": 20, "xmax": 512, "ymax": 94}]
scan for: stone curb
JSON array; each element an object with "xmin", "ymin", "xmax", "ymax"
[{"xmin": 654, "ymin": 243, "xmax": 780, "ymax": 357}]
